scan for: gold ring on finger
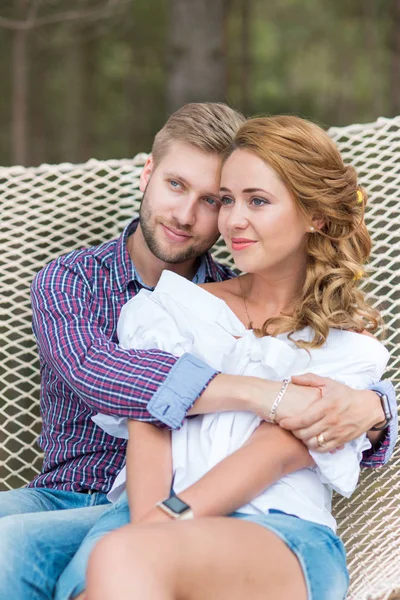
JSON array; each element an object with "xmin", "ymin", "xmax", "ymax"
[{"xmin": 317, "ymin": 433, "xmax": 327, "ymax": 448}]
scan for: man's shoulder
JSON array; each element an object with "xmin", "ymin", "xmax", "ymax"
[
  {"xmin": 35, "ymin": 236, "xmax": 119, "ymax": 282},
  {"xmin": 60, "ymin": 237, "xmax": 118, "ymax": 267}
]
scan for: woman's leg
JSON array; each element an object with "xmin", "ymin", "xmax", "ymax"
[{"xmin": 86, "ymin": 517, "xmax": 308, "ymax": 600}]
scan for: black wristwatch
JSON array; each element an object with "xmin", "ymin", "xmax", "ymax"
[
  {"xmin": 156, "ymin": 495, "xmax": 194, "ymax": 520},
  {"xmin": 370, "ymin": 391, "xmax": 393, "ymax": 431}
]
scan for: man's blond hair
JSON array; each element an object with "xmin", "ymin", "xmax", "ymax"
[{"xmin": 151, "ymin": 103, "xmax": 245, "ymax": 165}]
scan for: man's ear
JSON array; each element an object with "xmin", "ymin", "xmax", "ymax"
[{"xmin": 139, "ymin": 155, "xmax": 154, "ymax": 192}]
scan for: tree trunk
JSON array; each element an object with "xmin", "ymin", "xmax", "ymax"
[
  {"xmin": 81, "ymin": 25, "xmax": 97, "ymax": 161},
  {"xmin": 363, "ymin": 0, "xmax": 383, "ymax": 117},
  {"xmin": 389, "ymin": 0, "xmax": 400, "ymax": 116},
  {"xmin": 63, "ymin": 25, "xmax": 84, "ymax": 162},
  {"xmin": 12, "ymin": 0, "xmax": 29, "ymax": 165},
  {"xmin": 166, "ymin": 0, "xmax": 228, "ymax": 113},
  {"xmin": 30, "ymin": 30, "xmax": 48, "ymax": 166},
  {"xmin": 240, "ymin": 0, "xmax": 251, "ymax": 114}
]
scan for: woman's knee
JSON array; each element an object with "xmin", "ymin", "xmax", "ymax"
[
  {"xmin": 88, "ymin": 531, "xmax": 122, "ymax": 572},
  {"xmin": 87, "ymin": 530, "xmax": 141, "ymax": 598},
  {"xmin": 89, "ymin": 525, "xmax": 169, "ymax": 572},
  {"xmin": 87, "ymin": 525, "xmax": 179, "ymax": 592}
]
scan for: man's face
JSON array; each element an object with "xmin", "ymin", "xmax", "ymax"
[{"xmin": 138, "ymin": 141, "xmax": 222, "ymax": 264}]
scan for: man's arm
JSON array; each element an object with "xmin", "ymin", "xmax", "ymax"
[
  {"xmin": 31, "ymin": 260, "xmax": 220, "ymax": 427},
  {"xmin": 187, "ymin": 373, "xmax": 322, "ymax": 420},
  {"xmin": 31, "ymin": 260, "xmax": 320, "ymax": 428}
]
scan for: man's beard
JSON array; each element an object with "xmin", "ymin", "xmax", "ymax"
[{"xmin": 139, "ymin": 190, "xmax": 218, "ymax": 264}]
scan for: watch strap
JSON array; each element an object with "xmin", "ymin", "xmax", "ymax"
[{"xmin": 370, "ymin": 392, "xmax": 392, "ymax": 431}]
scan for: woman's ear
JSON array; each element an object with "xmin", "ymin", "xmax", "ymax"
[
  {"xmin": 139, "ymin": 155, "xmax": 154, "ymax": 192},
  {"xmin": 312, "ymin": 216, "xmax": 325, "ymax": 231}
]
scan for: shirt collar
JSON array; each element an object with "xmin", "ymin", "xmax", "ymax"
[
  {"xmin": 110, "ymin": 218, "xmax": 140, "ymax": 292},
  {"xmin": 111, "ymin": 217, "xmax": 218, "ymax": 291},
  {"xmin": 202, "ymin": 251, "xmax": 224, "ymax": 283}
]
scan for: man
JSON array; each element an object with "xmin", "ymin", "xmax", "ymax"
[{"xmin": 0, "ymin": 103, "xmax": 395, "ymax": 600}]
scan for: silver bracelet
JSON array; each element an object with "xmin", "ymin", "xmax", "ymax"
[{"xmin": 267, "ymin": 378, "xmax": 290, "ymax": 423}]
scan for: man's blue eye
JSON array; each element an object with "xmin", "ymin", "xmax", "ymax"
[
  {"xmin": 170, "ymin": 180, "xmax": 180, "ymax": 188},
  {"xmin": 205, "ymin": 197, "xmax": 218, "ymax": 205}
]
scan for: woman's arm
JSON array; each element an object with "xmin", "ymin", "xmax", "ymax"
[
  {"xmin": 137, "ymin": 422, "xmax": 313, "ymax": 523},
  {"xmin": 126, "ymin": 420, "xmax": 172, "ymax": 521},
  {"xmin": 177, "ymin": 422, "xmax": 313, "ymax": 518}
]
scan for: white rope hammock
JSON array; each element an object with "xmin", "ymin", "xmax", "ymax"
[{"xmin": 1, "ymin": 117, "xmax": 399, "ymax": 599}]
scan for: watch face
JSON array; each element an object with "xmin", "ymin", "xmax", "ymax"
[{"xmin": 163, "ymin": 496, "xmax": 190, "ymax": 515}]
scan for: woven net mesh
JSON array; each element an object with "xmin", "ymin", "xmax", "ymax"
[{"xmin": 1, "ymin": 117, "xmax": 399, "ymax": 598}]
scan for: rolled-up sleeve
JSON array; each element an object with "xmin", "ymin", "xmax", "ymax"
[
  {"xmin": 148, "ymin": 354, "xmax": 218, "ymax": 428},
  {"xmin": 361, "ymin": 380, "xmax": 398, "ymax": 468}
]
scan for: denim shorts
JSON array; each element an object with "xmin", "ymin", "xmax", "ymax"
[{"xmin": 230, "ymin": 510, "xmax": 349, "ymax": 600}]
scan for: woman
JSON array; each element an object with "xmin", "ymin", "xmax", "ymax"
[{"xmin": 87, "ymin": 116, "xmax": 389, "ymax": 600}]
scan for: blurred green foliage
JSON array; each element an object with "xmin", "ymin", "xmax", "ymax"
[{"xmin": 0, "ymin": 0, "xmax": 398, "ymax": 166}]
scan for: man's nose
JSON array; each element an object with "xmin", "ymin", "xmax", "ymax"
[{"xmin": 172, "ymin": 197, "xmax": 197, "ymax": 227}]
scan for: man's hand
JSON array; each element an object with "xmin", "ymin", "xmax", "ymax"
[{"xmin": 278, "ymin": 373, "xmax": 385, "ymax": 452}]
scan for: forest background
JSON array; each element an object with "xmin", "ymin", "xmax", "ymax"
[{"xmin": 1, "ymin": 0, "xmax": 400, "ymax": 167}]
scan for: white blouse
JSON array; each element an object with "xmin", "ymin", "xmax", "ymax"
[{"xmin": 93, "ymin": 270, "xmax": 389, "ymax": 531}]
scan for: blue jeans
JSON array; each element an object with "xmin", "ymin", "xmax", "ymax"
[
  {"xmin": 232, "ymin": 511, "xmax": 349, "ymax": 600},
  {"xmin": 0, "ymin": 487, "xmax": 110, "ymax": 600},
  {"xmin": 1, "ymin": 488, "xmax": 348, "ymax": 600},
  {"xmin": 55, "ymin": 491, "xmax": 131, "ymax": 599}
]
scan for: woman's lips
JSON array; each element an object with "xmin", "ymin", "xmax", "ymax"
[
  {"xmin": 161, "ymin": 223, "xmax": 192, "ymax": 242},
  {"xmin": 231, "ymin": 238, "xmax": 257, "ymax": 251}
]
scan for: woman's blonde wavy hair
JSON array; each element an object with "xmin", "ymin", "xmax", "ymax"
[{"xmin": 224, "ymin": 115, "xmax": 382, "ymax": 349}]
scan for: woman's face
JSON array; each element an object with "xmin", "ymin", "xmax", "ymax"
[{"xmin": 218, "ymin": 149, "xmax": 311, "ymax": 277}]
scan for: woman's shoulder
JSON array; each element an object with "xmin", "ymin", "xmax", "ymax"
[
  {"xmin": 324, "ymin": 328, "xmax": 389, "ymax": 379},
  {"xmin": 199, "ymin": 278, "xmax": 248, "ymax": 326},
  {"xmin": 285, "ymin": 327, "xmax": 389, "ymax": 386},
  {"xmin": 156, "ymin": 270, "xmax": 234, "ymax": 306},
  {"xmin": 358, "ymin": 329, "xmax": 377, "ymax": 340},
  {"xmin": 151, "ymin": 271, "xmax": 245, "ymax": 333},
  {"xmin": 198, "ymin": 277, "xmax": 242, "ymax": 300},
  {"xmin": 328, "ymin": 328, "xmax": 386, "ymax": 351},
  {"xmin": 199, "ymin": 277, "xmax": 240, "ymax": 297}
]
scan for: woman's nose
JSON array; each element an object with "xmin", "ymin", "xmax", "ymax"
[{"xmin": 226, "ymin": 203, "xmax": 249, "ymax": 229}]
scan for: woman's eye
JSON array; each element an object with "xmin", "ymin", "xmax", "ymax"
[
  {"xmin": 220, "ymin": 196, "xmax": 233, "ymax": 206},
  {"xmin": 251, "ymin": 197, "xmax": 268, "ymax": 206}
]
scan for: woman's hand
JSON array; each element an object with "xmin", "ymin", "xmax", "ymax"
[{"xmin": 274, "ymin": 380, "xmax": 322, "ymax": 422}]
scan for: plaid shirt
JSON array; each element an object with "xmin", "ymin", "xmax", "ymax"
[{"xmin": 29, "ymin": 219, "xmax": 396, "ymax": 492}]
